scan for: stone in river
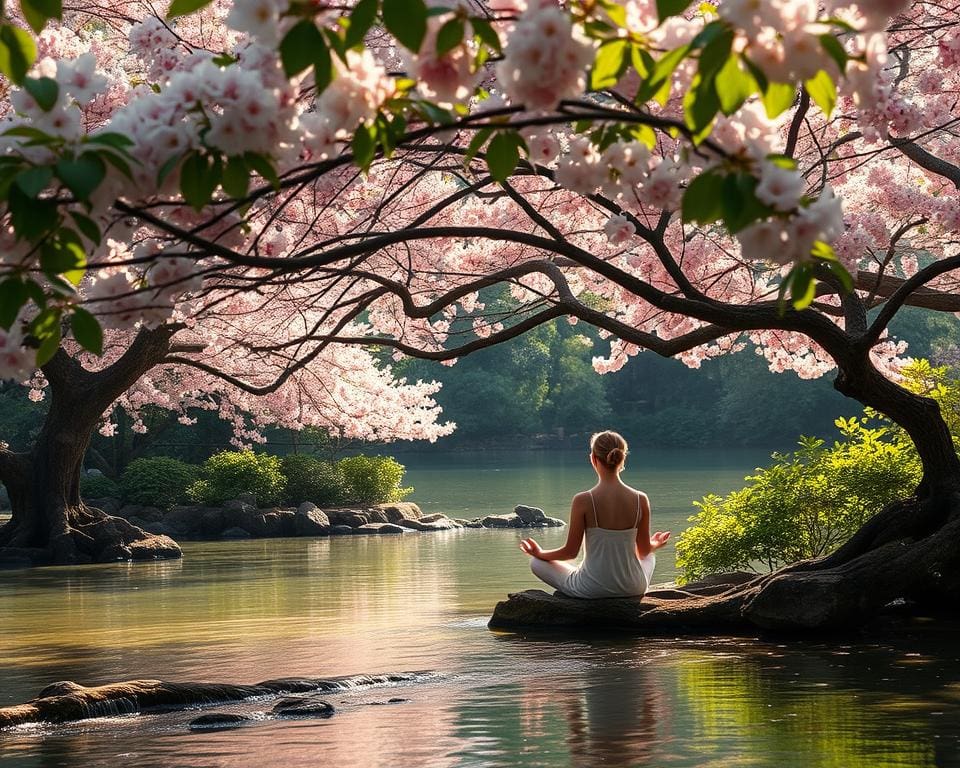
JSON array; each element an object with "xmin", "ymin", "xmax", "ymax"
[
  {"xmin": 330, "ymin": 524, "xmax": 355, "ymax": 536},
  {"xmin": 272, "ymin": 697, "xmax": 335, "ymax": 718},
  {"xmin": 541, "ymin": 516, "xmax": 566, "ymax": 527},
  {"xmin": 355, "ymin": 523, "xmax": 406, "ymax": 535},
  {"xmin": 375, "ymin": 502, "xmax": 422, "ymax": 522},
  {"xmin": 189, "ymin": 713, "xmax": 251, "ymax": 729},
  {"xmin": 481, "ymin": 514, "xmax": 519, "ymax": 528},
  {"xmin": 294, "ymin": 503, "xmax": 330, "ymax": 536},
  {"xmin": 514, "ymin": 505, "xmax": 546, "ymax": 524}
]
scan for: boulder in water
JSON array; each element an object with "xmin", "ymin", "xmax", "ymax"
[
  {"xmin": 514, "ymin": 505, "xmax": 546, "ymax": 524},
  {"xmin": 272, "ymin": 696, "xmax": 335, "ymax": 718},
  {"xmin": 189, "ymin": 712, "xmax": 251, "ymax": 729}
]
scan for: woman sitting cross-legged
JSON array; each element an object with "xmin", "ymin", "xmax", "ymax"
[{"xmin": 520, "ymin": 431, "xmax": 671, "ymax": 599}]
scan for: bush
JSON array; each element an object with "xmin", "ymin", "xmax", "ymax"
[
  {"xmin": 80, "ymin": 474, "xmax": 120, "ymax": 500},
  {"xmin": 675, "ymin": 420, "xmax": 921, "ymax": 584},
  {"xmin": 337, "ymin": 455, "xmax": 412, "ymax": 505},
  {"xmin": 187, "ymin": 451, "xmax": 285, "ymax": 506},
  {"xmin": 120, "ymin": 457, "xmax": 199, "ymax": 508},
  {"xmin": 281, "ymin": 454, "xmax": 346, "ymax": 506}
]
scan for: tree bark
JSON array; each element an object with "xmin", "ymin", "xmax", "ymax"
[{"xmin": 0, "ymin": 328, "xmax": 183, "ymax": 567}]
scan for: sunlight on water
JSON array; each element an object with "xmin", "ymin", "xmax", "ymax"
[{"xmin": 2, "ymin": 450, "xmax": 959, "ymax": 767}]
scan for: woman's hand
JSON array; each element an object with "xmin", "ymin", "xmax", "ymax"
[
  {"xmin": 520, "ymin": 538, "xmax": 544, "ymax": 559},
  {"xmin": 650, "ymin": 531, "xmax": 671, "ymax": 551}
]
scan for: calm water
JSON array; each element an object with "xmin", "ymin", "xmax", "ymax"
[{"xmin": 1, "ymin": 450, "xmax": 959, "ymax": 767}]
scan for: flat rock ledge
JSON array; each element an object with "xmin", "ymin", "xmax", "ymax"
[
  {"xmin": 0, "ymin": 671, "xmax": 432, "ymax": 729},
  {"xmin": 489, "ymin": 573, "xmax": 759, "ymax": 634}
]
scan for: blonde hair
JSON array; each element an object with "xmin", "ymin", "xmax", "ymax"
[{"xmin": 590, "ymin": 430, "xmax": 628, "ymax": 470}]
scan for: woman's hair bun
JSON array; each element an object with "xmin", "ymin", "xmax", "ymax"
[
  {"xmin": 590, "ymin": 431, "xmax": 628, "ymax": 468},
  {"xmin": 606, "ymin": 448, "xmax": 625, "ymax": 465}
]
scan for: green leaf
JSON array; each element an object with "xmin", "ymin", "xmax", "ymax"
[
  {"xmin": 71, "ymin": 307, "xmax": 103, "ymax": 354},
  {"xmin": 222, "ymin": 155, "xmax": 249, "ymax": 199},
  {"xmin": 69, "ymin": 211, "xmax": 102, "ymax": 245},
  {"xmin": 244, "ymin": 152, "xmax": 280, "ymax": 189},
  {"xmin": 23, "ymin": 76, "xmax": 59, "ymax": 111},
  {"xmin": 486, "ymin": 131, "xmax": 524, "ymax": 183},
  {"xmin": 655, "ymin": 0, "xmax": 692, "ymax": 22},
  {"xmin": 0, "ymin": 24, "xmax": 37, "ymax": 85},
  {"xmin": 591, "ymin": 39, "xmax": 629, "ymax": 90},
  {"xmin": 683, "ymin": 73, "xmax": 720, "ymax": 141},
  {"xmin": 790, "ymin": 266, "xmax": 816, "ymax": 310},
  {"xmin": 805, "ymin": 69, "xmax": 836, "ymax": 117},
  {"xmin": 471, "ymin": 17, "xmax": 501, "ymax": 53},
  {"xmin": 819, "ymin": 33, "xmax": 848, "ymax": 73},
  {"xmin": 86, "ymin": 132, "xmax": 135, "ymax": 149},
  {"xmin": 635, "ymin": 43, "xmax": 690, "ymax": 105},
  {"xmin": 40, "ymin": 236, "xmax": 86, "ymax": 284},
  {"xmin": 697, "ymin": 26, "xmax": 733, "ymax": 79},
  {"xmin": 180, "ymin": 151, "xmax": 221, "ymax": 211},
  {"xmin": 314, "ymin": 35, "xmax": 333, "ymax": 93},
  {"xmin": 714, "ymin": 53, "xmax": 755, "ymax": 115},
  {"xmin": 20, "ymin": 0, "xmax": 62, "ymax": 32},
  {"xmin": 463, "ymin": 127, "xmax": 493, "ymax": 165},
  {"xmin": 383, "ymin": 0, "xmax": 428, "ymax": 52},
  {"xmin": 0, "ymin": 278, "xmax": 28, "ymax": 329},
  {"xmin": 35, "ymin": 317, "xmax": 62, "ymax": 366},
  {"xmin": 435, "ymin": 17, "xmax": 464, "ymax": 56},
  {"xmin": 351, "ymin": 124, "xmax": 377, "ymax": 170},
  {"xmin": 55, "ymin": 153, "xmax": 107, "ymax": 201},
  {"xmin": 682, "ymin": 170, "xmax": 726, "ymax": 225},
  {"xmin": 721, "ymin": 173, "xmax": 774, "ymax": 233},
  {"xmin": 8, "ymin": 184, "xmax": 58, "ymax": 239},
  {"xmin": 760, "ymin": 80, "xmax": 796, "ymax": 118},
  {"xmin": 14, "ymin": 165, "xmax": 53, "ymax": 198},
  {"xmin": 167, "ymin": 0, "xmax": 213, "ymax": 18},
  {"xmin": 280, "ymin": 21, "xmax": 324, "ymax": 77},
  {"xmin": 345, "ymin": 0, "xmax": 379, "ymax": 48}
]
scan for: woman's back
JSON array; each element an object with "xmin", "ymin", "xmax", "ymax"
[{"xmin": 560, "ymin": 488, "xmax": 653, "ymax": 598}]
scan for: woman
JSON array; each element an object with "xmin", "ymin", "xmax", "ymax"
[{"xmin": 520, "ymin": 431, "xmax": 670, "ymax": 598}]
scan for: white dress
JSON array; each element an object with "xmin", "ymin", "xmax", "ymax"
[{"xmin": 560, "ymin": 491, "xmax": 655, "ymax": 598}]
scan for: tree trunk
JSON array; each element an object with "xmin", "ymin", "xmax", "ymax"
[{"xmin": 0, "ymin": 328, "xmax": 183, "ymax": 568}]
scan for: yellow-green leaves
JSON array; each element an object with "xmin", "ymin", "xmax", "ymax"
[
  {"xmin": 485, "ymin": 131, "xmax": 526, "ymax": 182},
  {"xmin": 0, "ymin": 24, "xmax": 37, "ymax": 84},
  {"xmin": 805, "ymin": 70, "xmax": 837, "ymax": 117},
  {"xmin": 382, "ymin": 0, "xmax": 428, "ymax": 52},
  {"xmin": 591, "ymin": 39, "xmax": 630, "ymax": 90}
]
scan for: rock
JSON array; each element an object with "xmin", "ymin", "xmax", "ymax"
[
  {"xmin": 231, "ymin": 492, "xmax": 257, "ymax": 508},
  {"xmin": 397, "ymin": 518, "xmax": 458, "ymax": 532},
  {"xmin": 481, "ymin": 514, "xmax": 519, "ymax": 528},
  {"xmin": 116, "ymin": 504, "xmax": 143, "ymax": 520},
  {"xmin": 200, "ymin": 508, "xmax": 225, "ymax": 538},
  {"xmin": 541, "ymin": 516, "xmax": 566, "ymax": 528},
  {"xmin": 86, "ymin": 468, "xmax": 104, "ymax": 477},
  {"xmin": 221, "ymin": 527, "xmax": 251, "ymax": 539},
  {"xmin": 462, "ymin": 519, "xmax": 484, "ymax": 529},
  {"xmin": 128, "ymin": 534, "xmax": 182, "ymax": 561},
  {"xmin": 367, "ymin": 697, "xmax": 410, "ymax": 705},
  {"xmin": 189, "ymin": 713, "xmax": 251, "ymax": 729},
  {"xmin": 294, "ymin": 504, "xmax": 330, "ymax": 536},
  {"xmin": 272, "ymin": 696, "xmax": 335, "ymax": 718},
  {"xmin": 89, "ymin": 497, "xmax": 120, "ymax": 515},
  {"xmin": 330, "ymin": 525, "xmax": 354, "ymax": 536},
  {"xmin": 514, "ymin": 505, "xmax": 546, "ymax": 524},
  {"xmin": 163, "ymin": 506, "xmax": 207, "ymax": 536},
  {"xmin": 355, "ymin": 523, "xmax": 406, "ymax": 535},
  {"xmin": 139, "ymin": 521, "xmax": 176, "ymax": 537},
  {"xmin": 325, "ymin": 509, "xmax": 369, "ymax": 528},
  {"xmin": 375, "ymin": 502, "xmax": 422, "ymax": 523},
  {"xmin": 419, "ymin": 513, "xmax": 450, "ymax": 524}
]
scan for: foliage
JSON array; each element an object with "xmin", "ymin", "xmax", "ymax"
[
  {"xmin": 119, "ymin": 457, "xmax": 200, "ymax": 508},
  {"xmin": 676, "ymin": 418, "xmax": 922, "ymax": 583},
  {"xmin": 79, "ymin": 474, "xmax": 120, "ymax": 499},
  {"xmin": 280, "ymin": 454, "xmax": 346, "ymax": 506},
  {"xmin": 337, "ymin": 455, "xmax": 411, "ymax": 505},
  {"xmin": 187, "ymin": 451, "xmax": 285, "ymax": 507}
]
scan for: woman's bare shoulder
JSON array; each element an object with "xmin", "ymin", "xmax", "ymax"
[{"xmin": 624, "ymin": 485, "xmax": 650, "ymax": 502}]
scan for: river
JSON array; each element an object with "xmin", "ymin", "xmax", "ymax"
[{"xmin": 1, "ymin": 449, "xmax": 959, "ymax": 767}]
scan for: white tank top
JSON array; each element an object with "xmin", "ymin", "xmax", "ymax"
[{"xmin": 561, "ymin": 490, "xmax": 654, "ymax": 599}]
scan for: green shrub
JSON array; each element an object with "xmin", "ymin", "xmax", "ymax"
[
  {"xmin": 675, "ymin": 420, "xmax": 921, "ymax": 584},
  {"xmin": 281, "ymin": 454, "xmax": 346, "ymax": 506},
  {"xmin": 337, "ymin": 455, "xmax": 412, "ymax": 505},
  {"xmin": 187, "ymin": 451, "xmax": 285, "ymax": 506},
  {"xmin": 120, "ymin": 457, "xmax": 199, "ymax": 508},
  {"xmin": 80, "ymin": 474, "xmax": 120, "ymax": 499}
]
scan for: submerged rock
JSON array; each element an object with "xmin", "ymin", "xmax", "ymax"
[
  {"xmin": 272, "ymin": 696, "xmax": 335, "ymax": 718},
  {"xmin": 355, "ymin": 523, "xmax": 406, "ymax": 535},
  {"xmin": 189, "ymin": 713, "xmax": 250, "ymax": 729},
  {"xmin": 481, "ymin": 514, "xmax": 518, "ymax": 528}
]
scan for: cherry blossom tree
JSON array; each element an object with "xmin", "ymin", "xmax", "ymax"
[{"xmin": 2, "ymin": 0, "xmax": 960, "ymax": 628}]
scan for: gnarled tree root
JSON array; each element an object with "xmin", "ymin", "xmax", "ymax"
[
  {"xmin": 0, "ymin": 506, "xmax": 181, "ymax": 568},
  {"xmin": 491, "ymin": 495, "xmax": 960, "ymax": 634},
  {"xmin": 0, "ymin": 672, "xmax": 432, "ymax": 729}
]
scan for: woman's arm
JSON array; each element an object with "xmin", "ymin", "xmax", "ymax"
[
  {"xmin": 635, "ymin": 493, "xmax": 670, "ymax": 557},
  {"xmin": 519, "ymin": 494, "xmax": 587, "ymax": 561}
]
